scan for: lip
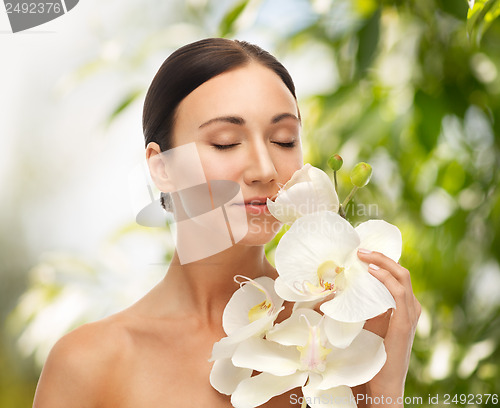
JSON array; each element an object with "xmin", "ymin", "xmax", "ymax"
[{"xmin": 234, "ymin": 196, "xmax": 272, "ymax": 215}]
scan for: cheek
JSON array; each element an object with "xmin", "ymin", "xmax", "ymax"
[
  {"xmin": 276, "ymin": 154, "xmax": 303, "ymax": 183},
  {"xmin": 199, "ymin": 151, "xmax": 243, "ymax": 182},
  {"xmin": 272, "ymin": 139, "xmax": 303, "ymax": 179}
]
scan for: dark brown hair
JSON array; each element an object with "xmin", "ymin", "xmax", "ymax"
[{"xmin": 142, "ymin": 37, "xmax": 298, "ymax": 152}]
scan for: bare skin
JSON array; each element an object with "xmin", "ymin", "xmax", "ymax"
[
  {"xmin": 33, "ymin": 62, "xmax": 420, "ymax": 408},
  {"xmin": 33, "ymin": 247, "xmax": 293, "ymax": 408},
  {"xmin": 33, "ymin": 249, "xmax": 419, "ymax": 408}
]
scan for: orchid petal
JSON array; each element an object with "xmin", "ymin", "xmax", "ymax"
[
  {"xmin": 274, "ymin": 277, "xmax": 324, "ymax": 302},
  {"xmin": 303, "ymin": 374, "xmax": 356, "ymax": 408},
  {"xmin": 308, "ymin": 165, "xmax": 340, "ymax": 213},
  {"xmin": 320, "ymin": 262, "xmax": 396, "ymax": 322},
  {"xmin": 267, "ymin": 164, "xmax": 339, "ymax": 224},
  {"xmin": 292, "ymin": 299, "xmax": 323, "ymax": 311},
  {"xmin": 319, "ymin": 330, "xmax": 386, "ymax": 389},
  {"xmin": 267, "ymin": 309, "xmax": 323, "ymax": 347},
  {"xmin": 276, "ymin": 163, "xmax": 314, "ymax": 194},
  {"xmin": 278, "ymin": 181, "xmax": 316, "ymax": 208},
  {"xmin": 209, "ymin": 307, "xmax": 284, "ymax": 361},
  {"xmin": 232, "ymin": 337, "xmax": 300, "ymax": 376},
  {"xmin": 323, "ymin": 318, "xmax": 365, "ymax": 349},
  {"xmin": 267, "ymin": 182, "xmax": 315, "ymax": 224},
  {"xmin": 210, "ymin": 335, "xmax": 240, "ymax": 361},
  {"xmin": 231, "ymin": 371, "xmax": 308, "ymax": 408},
  {"xmin": 267, "ymin": 197, "xmax": 301, "ymax": 225},
  {"xmin": 223, "ymin": 276, "xmax": 283, "ymax": 335},
  {"xmin": 355, "ymin": 220, "xmax": 402, "ymax": 262},
  {"xmin": 210, "ymin": 306, "xmax": 283, "ymax": 361},
  {"xmin": 303, "ymin": 386, "xmax": 356, "ymax": 408},
  {"xmin": 275, "ymin": 212, "xmax": 360, "ymax": 299},
  {"xmin": 284, "ymin": 163, "xmax": 313, "ymax": 187},
  {"xmin": 209, "ymin": 358, "xmax": 252, "ymax": 395}
]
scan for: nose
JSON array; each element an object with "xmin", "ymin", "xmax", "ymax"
[{"xmin": 243, "ymin": 139, "xmax": 278, "ymax": 185}]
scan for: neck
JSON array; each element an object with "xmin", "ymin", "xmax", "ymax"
[{"xmin": 158, "ymin": 243, "xmax": 277, "ymax": 325}]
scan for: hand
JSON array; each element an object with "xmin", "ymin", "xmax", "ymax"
[{"xmin": 356, "ymin": 249, "xmax": 421, "ymax": 407}]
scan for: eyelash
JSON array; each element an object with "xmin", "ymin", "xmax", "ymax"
[
  {"xmin": 211, "ymin": 141, "xmax": 296, "ymax": 150},
  {"xmin": 212, "ymin": 143, "xmax": 240, "ymax": 150},
  {"xmin": 274, "ymin": 141, "xmax": 296, "ymax": 148}
]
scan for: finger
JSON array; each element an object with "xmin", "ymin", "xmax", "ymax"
[
  {"xmin": 367, "ymin": 264, "xmax": 412, "ymax": 320},
  {"xmin": 368, "ymin": 264, "xmax": 420, "ymax": 329},
  {"xmin": 413, "ymin": 294, "xmax": 422, "ymax": 320},
  {"xmin": 363, "ymin": 252, "xmax": 421, "ymax": 324},
  {"xmin": 359, "ymin": 249, "xmax": 413, "ymax": 288}
]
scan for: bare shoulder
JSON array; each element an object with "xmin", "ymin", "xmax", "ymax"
[{"xmin": 33, "ymin": 312, "xmax": 133, "ymax": 408}]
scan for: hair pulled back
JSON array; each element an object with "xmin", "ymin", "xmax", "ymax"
[{"xmin": 142, "ymin": 38, "xmax": 297, "ymax": 152}]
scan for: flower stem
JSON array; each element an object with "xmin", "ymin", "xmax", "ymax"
[
  {"xmin": 341, "ymin": 186, "xmax": 358, "ymax": 209},
  {"xmin": 333, "ymin": 170, "xmax": 338, "ymax": 193}
]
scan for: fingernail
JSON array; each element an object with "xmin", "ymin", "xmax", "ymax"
[
  {"xmin": 358, "ymin": 248, "xmax": 372, "ymax": 254},
  {"xmin": 368, "ymin": 263, "xmax": 380, "ymax": 271}
]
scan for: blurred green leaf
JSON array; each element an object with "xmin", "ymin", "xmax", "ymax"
[
  {"xmin": 218, "ymin": 0, "xmax": 250, "ymax": 37},
  {"xmin": 354, "ymin": 0, "xmax": 378, "ymax": 18},
  {"xmin": 467, "ymin": 0, "xmax": 500, "ymax": 45},
  {"xmin": 105, "ymin": 89, "xmax": 143, "ymax": 127},
  {"xmin": 356, "ymin": 7, "xmax": 381, "ymax": 77},
  {"xmin": 413, "ymin": 91, "xmax": 447, "ymax": 152}
]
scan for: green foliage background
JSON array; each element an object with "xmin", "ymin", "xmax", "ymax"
[{"xmin": 1, "ymin": 0, "xmax": 499, "ymax": 406}]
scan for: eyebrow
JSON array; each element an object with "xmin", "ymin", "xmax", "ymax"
[
  {"xmin": 199, "ymin": 116, "xmax": 245, "ymax": 128},
  {"xmin": 198, "ymin": 113, "xmax": 300, "ymax": 129},
  {"xmin": 271, "ymin": 113, "xmax": 301, "ymax": 124}
]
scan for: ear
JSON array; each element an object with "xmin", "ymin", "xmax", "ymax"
[{"xmin": 146, "ymin": 142, "xmax": 175, "ymax": 193}]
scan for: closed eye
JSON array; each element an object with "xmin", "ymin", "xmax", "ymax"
[
  {"xmin": 212, "ymin": 143, "xmax": 240, "ymax": 150},
  {"xmin": 273, "ymin": 141, "xmax": 296, "ymax": 148}
]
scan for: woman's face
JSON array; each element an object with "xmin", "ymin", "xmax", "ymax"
[{"xmin": 169, "ymin": 62, "xmax": 303, "ymax": 245}]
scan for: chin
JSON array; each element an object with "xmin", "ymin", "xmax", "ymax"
[{"xmin": 236, "ymin": 215, "xmax": 282, "ymax": 246}]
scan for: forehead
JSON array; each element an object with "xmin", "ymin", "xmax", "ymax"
[{"xmin": 173, "ymin": 62, "xmax": 298, "ymax": 134}]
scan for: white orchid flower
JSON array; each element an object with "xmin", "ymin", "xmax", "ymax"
[
  {"xmin": 210, "ymin": 276, "xmax": 284, "ymax": 395},
  {"xmin": 229, "ymin": 309, "xmax": 386, "ymax": 408},
  {"xmin": 274, "ymin": 211, "xmax": 401, "ymax": 329},
  {"xmin": 267, "ymin": 163, "xmax": 339, "ymax": 224}
]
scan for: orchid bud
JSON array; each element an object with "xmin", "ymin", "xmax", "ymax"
[
  {"xmin": 350, "ymin": 162, "xmax": 372, "ymax": 187},
  {"xmin": 327, "ymin": 154, "xmax": 343, "ymax": 171}
]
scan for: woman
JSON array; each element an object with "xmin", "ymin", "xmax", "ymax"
[{"xmin": 33, "ymin": 38, "xmax": 420, "ymax": 407}]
